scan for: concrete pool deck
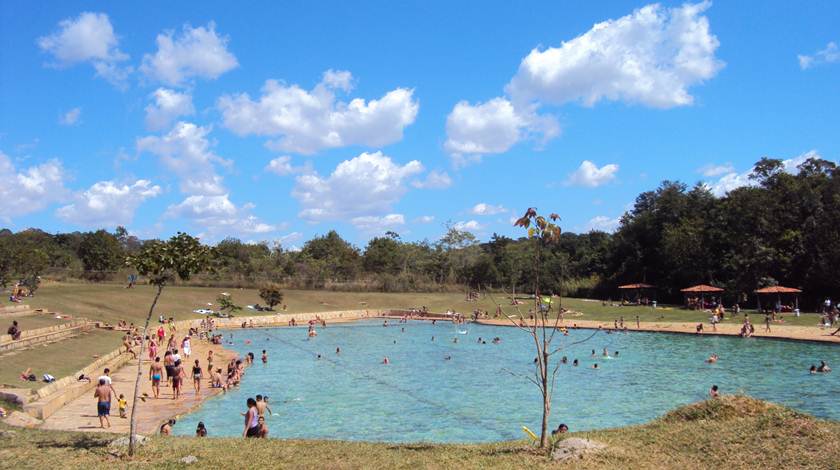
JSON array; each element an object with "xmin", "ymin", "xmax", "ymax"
[{"xmin": 473, "ymin": 317, "xmax": 840, "ymax": 344}]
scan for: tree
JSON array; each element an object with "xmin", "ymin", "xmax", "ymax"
[
  {"xmin": 494, "ymin": 208, "xmax": 594, "ymax": 450},
  {"xmin": 78, "ymin": 230, "xmax": 123, "ymax": 280},
  {"xmin": 125, "ymin": 233, "xmax": 209, "ymax": 457},
  {"xmin": 259, "ymin": 284, "xmax": 284, "ymax": 310},
  {"xmin": 216, "ymin": 293, "xmax": 242, "ymax": 316}
]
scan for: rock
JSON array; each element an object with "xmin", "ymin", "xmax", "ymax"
[
  {"xmin": 4, "ymin": 411, "xmax": 42, "ymax": 428},
  {"xmin": 550, "ymin": 438, "xmax": 606, "ymax": 461},
  {"xmin": 180, "ymin": 455, "xmax": 198, "ymax": 464},
  {"xmin": 0, "ymin": 430, "xmax": 17, "ymax": 437},
  {"xmin": 109, "ymin": 435, "xmax": 148, "ymax": 448}
]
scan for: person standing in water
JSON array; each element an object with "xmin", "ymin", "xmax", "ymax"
[{"xmin": 244, "ymin": 397, "xmax": 260, "ymax": 438}]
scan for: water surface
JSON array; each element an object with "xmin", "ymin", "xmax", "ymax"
[{"xmin": 174, "ymin": 320, "xmax": 840, "ymax": 442}]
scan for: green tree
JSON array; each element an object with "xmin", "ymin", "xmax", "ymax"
[
  {"xmin": 125, "ymin": 233, "xmax": 210, "ymax": 456},
  {"xmin": 216, "ymin": 293, "xmax": 242, "ymax": 316},
  {"xmin": 78, "ymin": 230, "xmax": 124, "ymax": 280},
  {"xmin": 258, "ymin": 284, "xmax": 284, "ymax": 309}
]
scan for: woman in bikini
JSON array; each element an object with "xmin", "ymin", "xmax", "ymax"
[
  {"xmin": 171, "ymin": 360, "xmax": 185, "ymax": 400},
  {"xmin": 148, "ymin": 337, "xmax": 158, "ymax": 361},
  {"xmin": 192, "ymin": 359, "xmax": 203, "ymax": 395}
]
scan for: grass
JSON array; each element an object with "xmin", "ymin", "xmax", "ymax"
[
  {"xmin": 0, "ymin": 329, "xmax": 123, "ymax": 390},
  {"xmin": 3, "ymin": 314, "xmax": 72, "ymax": 332},
  {"xmin": 2, "ymin": 282, "xmax": 824, "ymax": 328},
  {"xmin": 0, "ymin": 396, "xmax": 836, "ymax": 469}
]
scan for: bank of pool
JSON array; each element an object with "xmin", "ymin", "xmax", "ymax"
[{"xmin": 174, "ymin": 320, "xmax": 840, "ymax": 442}]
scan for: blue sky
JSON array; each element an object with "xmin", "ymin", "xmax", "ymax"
[{"xmin": 1, "ymin": 1, "xmax": 838, "ymax": 248}]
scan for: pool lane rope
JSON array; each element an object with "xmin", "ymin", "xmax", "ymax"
[{"xmin": 255, "ymin": 327, "xmax": 515, "ymax": 440}]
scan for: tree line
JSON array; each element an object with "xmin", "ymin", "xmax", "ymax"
[{"xmin": 1, "ymin": 155, "xmax": 838, "ymax": 308}]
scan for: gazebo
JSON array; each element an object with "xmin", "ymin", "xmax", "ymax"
[
  {"xmin": 618, "ymin": 283, "xmax": 656, "ymax": 305},
  {"xmin": 680, "ymin": 284, "xmax": 724, "ymax": 310},
  {"xmin": 754, "ymin": 286, "xmax": 801, "ymax": 313}
]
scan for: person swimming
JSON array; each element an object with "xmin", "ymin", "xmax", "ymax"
[
  {"xmin": 592, "ymin": 363, "xmax": 599, "ymax": 369},
  {"xmin": 817, "ymin": 361, "xmax": 831, "ymax": 373},
  {"xmin": 561, "ymin": 356, "xmax": 568, "ymax": 364},
  {"xmin": 336, "ymin": 347, "xmax": 341, "ymax": 355},
  {"xmin": 614, "ymin": 351, "xmax": 619, "ymax": 357},
  {"xmin": 810, "ymin": 365, "xmax": 817, "ymax": 374},
  {"xmin": 591, "ymin": 349, "xmax": 596, "ymax": 357},
  {"xmin": 710, "ymin": 385, "xmax": 720, "ymax": 398},
  {"xmin": 573, "ymin": 359, "xmax": 579, "ymax": 367},
  {"xmin": 602, "ymin": 348, "xmax": 609, "ymax": 357},
  {"xmin": 382, "ymin": 357, "xmax": 390, "ymax": 364},
  {"xmin": 706, "ymin": 354, "xmax": 719, "ymax": 364}
]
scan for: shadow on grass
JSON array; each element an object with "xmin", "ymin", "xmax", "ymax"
[{"xmin": 36, "ymin": 434, "xmax": 111, "ymax": 451}]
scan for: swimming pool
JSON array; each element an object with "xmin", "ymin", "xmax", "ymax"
[{"xmin": 174, "ymin": 320, "xmax": 840, "ymax": 442}]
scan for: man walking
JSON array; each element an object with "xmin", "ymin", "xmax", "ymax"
[{"xmin": 94, "ymin": 378, "xmax": 112, "ymax": 428}]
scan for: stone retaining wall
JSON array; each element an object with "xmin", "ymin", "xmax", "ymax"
[
  {"xmin": 24, "ymin": 345, "xmax": 131, "ymax": 420},
  {"xmin": 0, "ymin": 320, "xmax": 92, "ymax": 352}
]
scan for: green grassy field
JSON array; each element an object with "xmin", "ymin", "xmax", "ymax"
[
  {"xmin": 0, "ymin": 329, "xmax": 123, "ymax": 389},
  {"xmin": 2, "ymin": 282, "xmax": 824, "ymax": 329},
  {"xmin": 0, "ymin": 396, "xmax": 836, "ymax": 469}
]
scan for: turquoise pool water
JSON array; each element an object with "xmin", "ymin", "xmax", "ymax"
[{"xmin": 174, "ymin": 320, "xmax": 840, "ymax": 442}]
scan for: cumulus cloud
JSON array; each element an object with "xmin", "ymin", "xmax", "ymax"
[
  {"xmin": 443, "ymin": 98, "xmax": 559, "ymax": 164},
  {"xmin": 60, "ymin": 107, "xmax": 82, "ymax": 126},
  {"xmin": 471, "ymin": 203, "xmax": 507, "ymax": 215},
  {"xmin": 507, "ymin": 2, "xmax": 723, "ymax": 108},
  {"xmin": 136, "ymin": 121, "xmax": 229, "ymax": 196},
  {"xmin": 586, "ymin": 215, "xmax": 621, "ymax": 232},
  {"xmin": 144, "ymin": 88, "xmax": 195, "ymax": 131},
  {"xmin": 218, "ymin": 70, "xmax": 419, "ymax": 154},
  {"xmin": 412, "ymin": 170, "xmax": 452, "ymax": 189},
  {"xmin": 56, "ymin": 179, "xmax": 161, "ymax": 227},
  {"xmin": 452, "ymin": 220, "xmax": 483, "ymax": 232},
  {"xmin": 165, "ymin": 194, "xmax": 276, "ymax": 235},
  {"xmin": 37, "ymin": 12, "xmax": 131, "ymax": 87},
  {"xmin": 0, "ymin": 151, "xmax": 68, "ymax": 221},
  {"xmin": 799, "ymin": 41, "xmax": 839, "ymax": 69},
  {"xmin": 566, "ymin": 160, "xmax": 619, "ymax": 187},
  {"xmin": 351, "ymin": 214, "xmax": 406, "ymax": 233},
  {"xmin": 291, "ymin": 151, "xmax": 423, "ymax": 221},
  {"xmin": 706, "ymin": 150, "xmax": 823, "ymax": 196},
  {"xmin": 140, "ymin": 22, "xmax": 238, "ymax": 86},
  {"xmin": 697, "ymin": 162, "xmax": 735, "ymax": 177},
  {"xmin": 265, "ymin": 155, "xmax": 309, "ymax": 176},
  {"xmin": 415, "ymin": 215, "xmax": 435, "ymax": 224}
]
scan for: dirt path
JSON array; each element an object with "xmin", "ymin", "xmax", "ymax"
[{"xmin": 40, "ymin": 333, "xmax": 238, "ymax": 435}]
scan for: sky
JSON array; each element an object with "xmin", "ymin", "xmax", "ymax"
[{"xmin": 1, "ymin": 1, "xmax": 838, "ymax": 248}]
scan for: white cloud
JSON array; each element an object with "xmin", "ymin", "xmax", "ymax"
[
  {"xmin": 412, "ymin": 170, "xmax": 452, "ymax": 189},
  {"xmin": 799, "ymin": 41, "xmax": 839, "ymax": 70},
  {"xmin": 140, "ymin": 22, "xmax": 238, "ymax": 86},
  {"xmin": 265, "ymin": 155, "xmax": 309, "ymax": 176},
  {"xmin": 144, "ymin": 88, "xmax": 195, "ymax": 131},
  {"xmin": 507, "ymin": 2, "xmax": 722, "ymax": 108},
  {"xmin": 60, "ymin": 107, "xmax": 82, "ymax": 126},
  {"xmin": 452, "ymin": 220, "xmax": 483, "ymax": 232},
  {"xmin": 56, "ymin": 179, "xmax": 161, "ymax": 227},
  {"xmin": 697, "ymin": 162, "xmax": 734, "ymax": 177},
  {"xmin": 471, "ymin": 203, "xmax": 507, "ymax": 215},
  {"xmin": 444, "ymin": 97, "xmax": 559, "ymax": 164},
  {"xmin": 0, "ymin": 151, "xmax": 68, "ymax": 221},
  {"xmin": 586, "ymin": 215, "xmax": 621, "ymax": 232},
  {"xmin": 166, "ymin": 194, "xmax": 276, "ymax": 235},
  {"xmin": 218, "ymin": 70, "xmax": 419, "ymax": 154},
  {"xmin": 351, "ymin": 214, "xmax": 406, "ymax": 233},
  {"xmin": 415, "ymin": 215, "xmax": 435, "ymax": 224},
  {"xmin": 277, "ymin": 232, "xmax": 303, "ymax": 246},
  {"xmin": 136, "ymin": 121, "xmax": 229, "ymax": 196},
  {"xmin": 292, "ymin": 151, "xmax": 423, "ymax": 221},
  {"xmin": 566, "ymin": 160, "xmax": 619, "ymax": 187},
  {"xmin": 707, "ymin": 150, "xmax": 823, "ymax": 196},
  {"xmin": 37, "ymin": 12, "xmax": 131, "ymax": 87}
]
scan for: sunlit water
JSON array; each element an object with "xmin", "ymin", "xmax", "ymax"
[{"xmin": 174, "ymin": 320, "xmax": 840, "ymax": 442}]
